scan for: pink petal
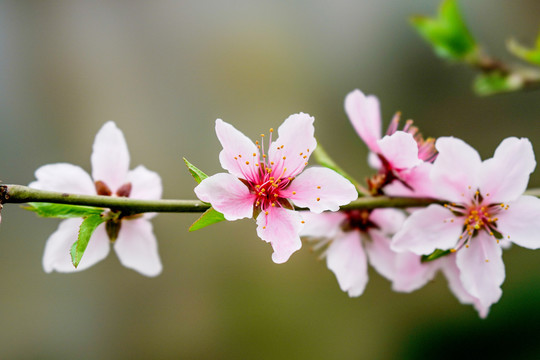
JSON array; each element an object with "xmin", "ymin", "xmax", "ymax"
[
  {"xmin": 215, "ymin": 119, "xmax": 260, "ymax": 181},
  {"xmin": 431, "ymin": 137, "xmax": 482, "ymax": 203},
  {"xmin": 256, "ymin": 207, "xmax": 303, "ymax": 264},
  {"xmin": 439, "ymin": 255, "xmax": 488, "ymax": 318},
  {"xmin": 367, "ymin": 152, "xmax": 382, "ymax": 170},
  {"xmin": 369, "ymin": 208, "xmax": 406, "ymax": 235},
  {"xmin": 456, "ymin": 233, "xmax": 504, "ymax": 316},
  {"xmin": 365, "ymin": 229, "xmax": 396, "ymax": 281},
  {"xmin": 114, "ymin": 219, "xmax": 162, "ymax": 277},
  {"xmin": 284, "ymin": 167, "xmax": 357, "ymax": 213},
  {"xmin": 377, "ymin": 132, "xmax": 421, "ymax": 170},
  {"xmin": 344, "ymin": 89, "xmax": 382, "ymax": 153},
  {"xmin": 42, "ymin": 218, "xmax": 110, "ymax": 273},
  {"xmin": 384, "ymin": 162, "xmax": 436, "ymax": 198},
  {"xmin": 391, "ymin": 204, "xmax": 462, "ymax": 255},
  {"xmin": 91, "ymin": 121, "xmax": 131, "ymax": 191},
  {"xmin": 127, "ymin": 165, "xmax": 163, "ymax": 200},
  {"xmin": 326, "ymin": 230, "xmax": 368, "ymax": 297},
  {"xmin": 298, "ymin": 211, "xmax": 346, "ymax": 239},
  {"xmin": 496, "ymin": 195, "xmax": 540, "ymax": 249},
  {"xmin": 479, "ymin": 137, "xmax": 536, "ymax": 203},
  {"xmin": 30, "ymin": 163, "xmax": 95, "ymax": 195},
  {"xmin": 194, "ymin": 173, "xmax": 256, "ymax": 221},
  {"xmin": 392, "ymin": 252, "xmax": 439, "ymax": 293},
  {"xmin": 267, "ymin": 113, "xmax": 317, "ymax": 179}
]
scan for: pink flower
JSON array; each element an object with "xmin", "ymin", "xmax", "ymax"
[
  {"xmin": 392, "ymin": 136, "xmax": 540, "ymax": 316},
  {"xmin": 344, "ymin": 89, "xmax": 436, "ymax": 196},
  {"xmin": 300, "ymin": 208, "xmax": 405, "ymax": 296},
  {"xmin": 194, "ymin": 113, "xmax": 358, "ymax": 263},
  {"xmin": 29, "ymin": 122, "xmax": 163, "ymax": 276}
]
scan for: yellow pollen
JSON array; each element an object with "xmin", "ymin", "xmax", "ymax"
[
  {"xmin": 257, "ymin": 145, "xmax": 261, "ymax": 149},
  {"xmin": 255, "ymin": 164, "xmax": 259, "ymax": 167},
  {"xmin": 496, "ymin": 239, "xmax": 499, "ymax": 244},
  {"xmin": 255, "ymin": 141, "xmax": 259, "ymax": 145},
  {"xmin": 299, "ymin": 152, "xmax": 303, "ymax": 156},
  {"xmin": 288, "ymin": 177, "xmax": 293, "ymax": 181},
  {"xmin": 468, "ymin": 186, "xmax": 471, "ymax": 189},
  {"xmin": 307, "ymin": 149, "xmax": 310, "ymax": 152},
  {"xmin": 507, "ymin": 235, "xmax": 510, "ymax": 239},
  {"xmin": 500, "ymin": 204, "xmax": 505, "ymax": 208},
  {"xmin": 450, "ymin": 249, "xmax": 456, "ymax": 253},
  {"xmin": 263, "ymin": 154, "xmax": 267, "ymax": 158},
  {"xmin": 459, "ymin": 235, "xmax": 463, "ymax": 239},
  {"xmin": 283, "ymin": 156, "xmax": 286, "ymax": 160},
  {"xmin": 234, "ymin": 157, "xmax": 238, "ymax": 160},
  {"xmin": 303, "ymin": 155, "xmax": 307, "ymax": 159},
  {"xmin": 301, "ymin": 221, "xmax": 305, "ymax": 224},
  {"xmin": 265, "ymin": 211, "xmax": 269, "ymax": 215},
  {"xmin": 486, "ymin": 193, "xmax": 490, "ymax": 196},
  {"xmin": 292, "ymin": 191, "xmax": 297, "ymax": 195},
  {"xmin": 274, "ymin": 194, "xmax": 278, "ymax": 197},
  {"xmin": 255, "ymin": 185, "xmax": 260, "ymax": 189},
  {"xmin": 316, "ymin": 197, "xmax": 320, "ymax": 201},
  {"xmin": 317, "ymin": 186, "xmax": 321, "ymax": 189},
  {"xmin": 270, "ymin": 177, "xmax": 275, "ymax": 180},
  {"xmin": 267, "ymin": 168, "xmax": 271, "ymax": 173},
  {"xmin": 485, "ymin": 259, "xmax": 489, "ymax": 263},
  {"xmin": 280, "ymin": 145, "xmax": 284, "ymax": 149},
  {"xmin": 466, "ymin": 244, "xmax": 469, "ymax": 248},
  {"xmin": 269, "ymin": 128, "xmax": 274, "ymax": 132},
  {"xmin": 263, "ymin": 226, "xmax": 266, "ymax": 229},
  {"xmin": 238, "ymin": 154, "xmax": 242, "ymax": 158},
  {"xmin": 261, "ymin": 188, "xmax": 266, "ymax": 192},
  {"xmin": 253, "ymin": 153, "xmax": 256, "ymax": 157},
  {"xmin": 256, "ymin": 201, "xmax": 260, "ymax": 206},
  {"xmin": 489, "ymin": 232, "xmax": 493, "ymax": 236},
  {"xmin": 271, "ymin": 161, "xmax": 274, "ymax": 165},
  {"xmin": 304, "ymin": 162, "xmax": 308, "ymax": 165},
  {"xmin": 245, "ymin": 161, "xmax": 249, "ymax": 165},
  {"xmin": 450, "ymin": 219, "xmax": 454, "ymax": 223},
  {"xmin": 271, "ymin": 203, "xmax": 275, "ymax": 207}
]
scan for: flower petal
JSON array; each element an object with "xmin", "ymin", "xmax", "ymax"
[
  {"xmin": 392, "ymin": 252, "xmax": 439, "ymax": 292},
  {"xmin": 369, "ymin": 208, "xmax": 406, "ymax": 235},
  {"xmin": 456, "ymin": 233, "xmax": 504, "ymax": 317},
  {"xmin": 215, "ymin": 119, "xmax": 260, "ymax": 181},
  {"xmin": 365, "ymin": 229, "xmax": 396, "ymax": 281},
  {"xmin": 496, "ymin": 195, "xmax": 540, "ymax": 249},
  {"xmin": 284, "ymin": 167, "xmax": 357, "ymax": 213},
  {"xmin": 30, "ymin": 163, "xmax": 95, "ymax": 195},
  {"xmin": 298, "ymin": 211, "xmax": 346, "ymax": 239},
  {"xmin": 326, "ymin": 230, "xmax": 368, "ymax": 297},
  {"xmin": 384, "ymin": 162, "xmax": 436, "ymax": 198},
  {"xmin": 42, "ymin": 218, "xmax": 110, "ymax": 273},
  {"xmin": 194, "ymin": 173, "xmax": 255, "ymax": 221},
  {"xmin": 377, "ymin": 132, "xmax": 421, "ymax": 170},
  {"xmin": 439, "ymin": 255, "xmax": 488, "ymax": 318},
  {"xmin": 344, "ymin": 89, "xmax": 381, "ymax": 153},
  {"xmin": 256, "ymin": 207, "xmax": 303, "ymax": 264},
  {"xmin": 479, "ymin": 137, "xmax": 536, "ymax": 203},
  {"xmin": 268, "ymin": 113, "xmax": 317, "ymax": 179},
  {"xmin": 91, "ymin": 122, "xmax": 131, "ymax": 191},
  {"xmin": 431, "ymin": 137, "xmax": 482, "ymax": 203},
  {"xmin": 127, "ymin": 165, "xmax": 163, "ymax": 200},
  {"xmin": 114, "ymin": 219, "xmax": 162, "ymax": 277},
  {"xmin": 391, "ymin": 204, "xmax": 462, "ymax": 255}
]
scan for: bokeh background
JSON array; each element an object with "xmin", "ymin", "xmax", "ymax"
[{"xmin": 1, "ymin": 1, "xmax": 539, "ymax": 359}]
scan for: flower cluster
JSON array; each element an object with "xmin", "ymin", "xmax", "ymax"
[{"xmin": 25, "ymin": 89, "xmax": 540, "ymax": 318}]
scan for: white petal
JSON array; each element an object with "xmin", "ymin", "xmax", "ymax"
[
  {"xmin": 456, "ymin": 233, "xmax": 504, "ymax": 316},
  {"xmin": 91, "ymin": 121, "xmax": 130, "ymax": 191},
  {"xmin": 194, "ymin": 173, "xmax": 255, "ymax": 221},
  {"xmin": 391, "ymin": 204, "xmax": 462, "ymax": 255},
  {"xmin": 326, "ymin": 231, "xmax": 368, "ymax": 297},
  {"xmin": 369, "ymin": 208, "xmax": 407, "ymax": 235},
  {"xmin": 256, "ymin": 207, "xmax": 303, "ymax": 264},
  {"xmin": 479, "ymin": 137, "xmax": 536, "ymax": 203},
  {"xmin": 43, "ymin": 219, "xmax": 110, "ymax": 273},
  {"xmin": 344, "ymin": 89, "xmax": 382, "ymax": 153},
  {"xmin": 127, "ymin": 165, "xmax": 163, "ymax": 200},
  {"xmin": 392, "ymin": 252, "xmax": 439, "ymax": 293},
  {"xmin": 365, "ymin": 230, "xmax": 396, "ymax": 281},
  {"xmin": 299, "ymin": 211, "xmax": 346, "ymax": 239},
  {"xmin": 114, "ymin": 219, "xmax": 162, "ymax": 277},
  {"xmin": 431, "ymin": 137, "xmax": 481, "ymax": 203},
  {"xmin": 377, "ymin": 132, "xmax": 421, "ymax": 170},
  {"xmin": 496, "ymin": 195, "xmax": 540, "ymax": 249},
  {"xmin": 30, "ymin": 163, "xmax": 95, "ymax": 195}
]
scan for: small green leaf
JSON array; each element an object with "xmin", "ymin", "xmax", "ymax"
[
  {"xmin": 25, "ymin": 203, "xmax": 104, "ymax": 218},
  {"xmin": 411, "ymin": 0, "xmax": 478, "ymax": 61},
  {"xmin": 473, "ymin": 72, "xmax": 522, "ymax": 96},
  {"xmin": 183, "ymin": 157, "xmax": 209, "ymax": 184},
  {"xmin": 421, "ymin": 248, "xmax": 452, "ymax": 263},
  {"xmin": 70, "ymin": 214, "xmax": 106, "ymax": 268},
  {"xmin": 189, "ymin": 207, "xmax": 226, "ymax": 231},
  {"xmin": 507, "ymin": 32, "xmax": 540, "ymax": 66}
]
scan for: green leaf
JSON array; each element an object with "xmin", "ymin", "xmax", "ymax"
[
  {"xmin": 473, "ymin": 72, "xmax": 522, "ymax": 96},
  {"xmin": 25, "ymin": 202, "xmax": 104, "ymax": 218},
  {"xmin": 410, "ymin": 0, "xmax": 478, "ymax": 61},
  {"xmin": 183, "ymin": 157, "xmax": 209, "ymax": 184},
  {"xmin": 421, "ymin": 249, "xmax": 451, "ymax": 263},
  {"xmin": 189, "ymin": 207, "xmax": 226, "ymax": 231},
  {"xmin": 507, "ymin": 32, "xmax": 540, "ymax": 66},
  {"xmin": 70, "ymin": 214, "xmax": 106, "ymax": 268}
]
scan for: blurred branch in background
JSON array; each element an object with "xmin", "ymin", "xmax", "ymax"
[{"xmin": 411, "ymin": 0, "xmax": 540, "ymax": 96}]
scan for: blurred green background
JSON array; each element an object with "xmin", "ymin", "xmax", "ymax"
[{"xmin": 1, "ymin": 1, "xmax": 539, "ymax": 359}]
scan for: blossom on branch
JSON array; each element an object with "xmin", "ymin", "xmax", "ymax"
[
  {"xmin": 194, "ymin": 114, "xmax": 357, "ymax": 263},
  {"xmin": 392, "ymin": 136, "xmax": 540, "ymax": 316},
  {"xmin": 30, "ymin": 122, "xmax": 163, "ymax": 276},
  {"xmin": 300, "ymin": 208, "xmax": 405, "ymax": 296}
]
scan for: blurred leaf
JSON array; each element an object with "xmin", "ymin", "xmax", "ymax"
[
  {"xmin": 507, "ymin": 31, "xmax": 540, "ymax": 66},
  {"xmin": 25, "ymin": 202, "xmax": 104, "ymax": 218},
  {"xmin": 183, "ymin": 157, "xmax": 209, "ymax": 184},
  {"xmin": 421, "ymin": 248, "xmax": 451, "ymax": 262},
  {"xmin": 70, "ymin": 214, "xmax": 106, "ymax": 268},
  {"xmin": 189, "ymin": 207, "xmax": 226, "ymax": 231},
  {"xmin": 473, "ymin": 72, "xmax": 522, "ymax": 96},
  {"xmin": 410, "ymin": 0, "xmax": 478, "ymax": 61}
]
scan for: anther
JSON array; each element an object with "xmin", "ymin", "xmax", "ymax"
[
  {"xmin": 301, "ymin": 221, "xmax": 305, "ymax": 224},
  {"xmin": 265, "ymin": 211, "xmax": 269, "ymax": 215},
  {"xmin": 316, "ymin": 197, "xmax": 320, "ymax": 201},
  {"xmin": 245, "ymin": 161, "xmax": 249, "ymax": 165},
  {"xmin": 270, "ymin": 128, "xmax": 274, "ymax": 132},
  {"xmin": 282, "ymin": 156, "xmax": 286, "ymax": 160},
  {"xmin": 292, "ymin": 191, "xmax": 297, "ymax": 195},
  {"xmin": 450, "ymin": 249, "xmax": 456, "ymax": 253},
  {"xmin": 317, "ymin": 186, "xmax": 321, "ymax": 189},
  {"xmin": 253, "ymin": 153, "xmax": 256, "ymax": 157}
]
